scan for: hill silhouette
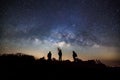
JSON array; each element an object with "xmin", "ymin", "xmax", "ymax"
[{"xmin": 0, "ymin": 53, "xmax": 120, "ymax": 80}]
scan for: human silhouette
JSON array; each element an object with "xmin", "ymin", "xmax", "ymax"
[
  {"xmin": 58, "ymin": 48, "xmax": 62, "ymax": 61},
  {"xmin": 72, "ymin": 51, "xmax": 77, "ymax": 62},
  {"xmin": 47, "ymin": 51, "xmax": 52, "ymax": 61}
]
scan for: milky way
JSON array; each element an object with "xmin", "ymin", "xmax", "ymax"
[{"xmin": 0, "ymin": 0, "xmax": 120, "ymax": 62}]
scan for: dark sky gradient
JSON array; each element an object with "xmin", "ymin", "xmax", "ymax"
[{"xmin": 0, "ymin": 0, "xmax": 120, "ymax": 63}]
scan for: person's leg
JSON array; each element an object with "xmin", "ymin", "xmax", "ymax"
[
  {"xmin": 59, "ymin": 56, "xmax": 62, "ymax": 61},
  {"xmin": 73, "ymin": 57, "xmax": 75, "ymax": 62},
  {"xmin": 59, "ymin": 56, "xmax": 60, "ymax": 61}
]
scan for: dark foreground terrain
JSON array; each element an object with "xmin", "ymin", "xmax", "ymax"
[{"xmin": 0, "ymin": 53, "xmax": 120, "ymax": 80}]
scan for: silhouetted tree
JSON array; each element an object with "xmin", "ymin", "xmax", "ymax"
[
  {"xmin": 47, "ymin": 51, "xmax": 52, "ymax": 61},
  {"xmin": 72, "ymin": 51, "xmax": 77, "ymax": 62},
  {"xmin": 58, "ymin": 48, "xmax": 62, "ymax": 61}
]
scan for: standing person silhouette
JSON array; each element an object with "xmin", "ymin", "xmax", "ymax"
[
  {"xmin": 58, "ymin": 48, "xmax": 62, "ymax": 61},
  {"xmin": 72, "ymin": 51, "xmax": 77, "ymax": 62},
  {"xmin": 47, "ymin": 51, "xmax": 52, "ymax": 61}
]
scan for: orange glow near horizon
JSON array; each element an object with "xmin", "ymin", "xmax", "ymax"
[{"xmin": 0, "ymin": 44, "xmax": 117, "ymax": 61}]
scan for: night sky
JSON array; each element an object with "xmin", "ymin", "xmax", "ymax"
[{"xmin": 0, "ymin": 0, "xmax": 120, "ymax": 63}]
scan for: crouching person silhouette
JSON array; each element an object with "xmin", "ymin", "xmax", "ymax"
[{"xmin": 72, "ymin": 51, "xmax": 78, "ymax": 62}]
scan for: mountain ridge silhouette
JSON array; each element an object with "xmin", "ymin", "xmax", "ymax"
[{"xmin": 0, "ymin": 53, "xmax": 120, "ymax": 80}]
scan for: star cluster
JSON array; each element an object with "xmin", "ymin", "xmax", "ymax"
[{"xmin": 0, "ymin": 0, "xmax": 120, "ymax": 61}]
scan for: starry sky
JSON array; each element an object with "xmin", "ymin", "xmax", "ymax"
[{"xmin": 0, "ymin": 0, "xmax": 120, "ymax": 62}]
